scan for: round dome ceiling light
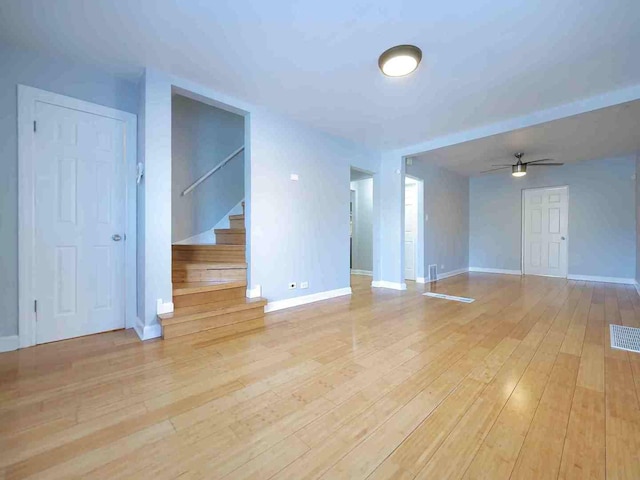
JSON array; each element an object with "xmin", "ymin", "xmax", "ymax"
[{"xmin": 378, "ymin": 45, "xmax": 422, "ymax": 77}]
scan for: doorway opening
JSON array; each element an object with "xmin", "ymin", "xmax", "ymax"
[
  {"xmin": 350, "ymin": 168, "xmax": 374, "ymax": 286},
  {"xmin": 404, "ymin": 175, "xmax": 425, "ymax": 282},
  {"xmin": 171, "ymin": 93, "xmax": 245, "ymax": 245},
  {"xmin": 522, "ymin": 186, "xmax": 569, "ymax": 278}
]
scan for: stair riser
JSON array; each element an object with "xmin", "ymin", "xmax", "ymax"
[
  {"xmin": 215, "ymin": 233, "xmax": 246, "ymax": 245},
  {"xmin": 162, "ymin": 308, "xmax": 264, "ymax": 339},
  {"xmin": 174, "ymin": 286, "xmax": 246, "ymax": 308},
  {"xmin": 173, "ymin": 250, "xmax": 245, "ymax": 263},
  {"xmin": 229, "ymin": 219, "xmax": 244, "ymax": 229},
  {"xmin": 172, "ymin": 268, "xmax": 246, "ymax": 283}
]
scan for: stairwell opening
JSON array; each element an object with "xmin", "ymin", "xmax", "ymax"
[{"xmin": 159, "ymin": 91, "xmax": 264, "ymax": 340}]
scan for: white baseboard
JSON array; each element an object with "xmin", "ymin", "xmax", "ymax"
[
  {"xmin": 156, "ymin": 299, "xmax": 174, "ymax": 315},
  {"xmin": 635, "ymin": 282, "xmax": 640, "ymax": 297},
  {"xmin": 435, "ymin": 268, "xmax": 469, "ymax": 281},
  {"xmin": 265, "ymin": 287, "xmax": 352, "ymax": 313},
  {"xmin": 567, "ymin": 274, "xmax": 635, "ymax": 285},
  {"xmin": 469, "ymin": 267, "xmax": 522, "ymax": 276},
  {"xmin": 0, "ymin": 335, "xmax": 19, "ymax": 353},
  {"xmin": 247, "ymin": 285, "xmax": 262, "ymax": 299},
  {"xmin": 371, "ymin": 280, "xmax": 407, "ymax": 291},
  {"xmin": 135, "ymin": 317, "xmax": 162, "ymax": 341},
  {"xmin": 416, "ymin": 268, "xmax": 468, "ymax": 284},
  {"xmin": 350, "ymin": 269, "xmax": 373, "ymax": 276}
]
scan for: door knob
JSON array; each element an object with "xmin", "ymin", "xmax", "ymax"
[
  {"xmin": 112, "ymin": 234, "xmax": 122, "ymax": 241},
  {"xmin": 561, "ymin": 236, "xmax": 566, "ymax": 240}
]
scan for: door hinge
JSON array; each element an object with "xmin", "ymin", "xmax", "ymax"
[
  {"xmin": 34, "ymin": 299, "xmax": 38, "ymax": 320},
  {"xmin": 33, "ymin": 120, "xmax": 37, "ymax": 133}
]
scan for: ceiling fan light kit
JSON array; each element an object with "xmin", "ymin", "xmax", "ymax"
[
  {"xmin": 481, "ymin": 152, "xmax": 564, "ymax": 177},
  {"xmin": 512, "ymin": 163, "xmax": 527, "ymax": 177}
]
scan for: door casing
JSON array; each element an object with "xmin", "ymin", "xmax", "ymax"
[{"xmin": 18, "ymin": 85, "xmax": 137, "ymax": 348}]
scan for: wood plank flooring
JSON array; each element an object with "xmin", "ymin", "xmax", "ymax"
[{"xmin": 1, "ymin": 273, "xmax": 640, "ymax": 479}]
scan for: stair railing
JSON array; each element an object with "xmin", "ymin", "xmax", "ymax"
[{"xmin": 181, "ymin": 145, "xmax": 244, "ymax": 196}]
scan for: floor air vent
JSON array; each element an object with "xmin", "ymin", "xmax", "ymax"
[
  {"xmin": 423, "ymin": 292, "xmax": 475, "ymax": 303},
  {"xmin": 610, "ymin": 325, "xmax": 640, "ymax": 353}
]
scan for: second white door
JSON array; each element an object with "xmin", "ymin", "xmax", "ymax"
[
  {"xmin": 405, "ymin": 183, "xmax": 417, "ymax": 280},
  {"xmin": 523, "ymin": 186, "xmax": 568, "ymax": 278}
]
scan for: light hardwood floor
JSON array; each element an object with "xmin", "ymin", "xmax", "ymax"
[{"xmin": 1, "ymin": 273, "xmax": 640, "ymax": 479}]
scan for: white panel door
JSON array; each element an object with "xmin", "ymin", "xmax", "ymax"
[
  {"xmin": 405, "ymin": 183, "xmax": 417, "ymax": 280},
  {"xmin": 34, "ymin": 101, "xmax": 126, "ymax": 343},
  {"xmin": 523, "ymin": 186, "xmax": 568, "ymax": 278}
]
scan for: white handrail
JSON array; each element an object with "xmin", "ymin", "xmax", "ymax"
[{"xmin": 181, "ymin": 145, "xmax": 244, "ymax": 196}]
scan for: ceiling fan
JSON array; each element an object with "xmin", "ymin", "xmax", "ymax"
[{"xmin": 481, "ymin": 153, "xmax": 564, "ymax": 177}]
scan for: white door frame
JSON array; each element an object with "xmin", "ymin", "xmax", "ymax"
[
  {"xmin": 18, "ymin": 85, "xmax": 137, "ymax": 348},
  {"xmin": 350, "ymin": 188, "xmax": 356, "ymax": 270},
  {"xmin": 405, "ymin": 175, "xmax": 425, "ymax": 282},
  {"xmin": 521, "ymin": 185, "xmax": 569, "ymax": 278}
]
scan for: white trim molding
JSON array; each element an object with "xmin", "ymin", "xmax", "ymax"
[
  {"xmin": 635, "ymin": 282, "xmax": 640, "ymax": 297},
  {"xmin": 265, "ymin": 287, "xmax": 352, "ymax": 313},
  {"xmin": 156, "ymin": 299, "xmax": 174, "ymax": 315},
  {"xmin": 567, "ymin": 274, "xmax": 635, "ymax": 285},
  {"xmin": 18, "ymin": 85, "xmax": 138, "ymax": 348},
  {"xmin": 0, "ymin": 335, "xmax": 19, "ymax": 353},
  {"xmin": 350, "ymin": 269, "xmax": 373, "ymax": 276},
  {"xmin": 246, "ymin": 285, "xmax": 262, "ymax": 299},
  {"xmin": 435, "ymin": 268, "xmax": 469, "ymax": 281},
  {"xmin": 372, "ymin": 280, "xmax": 407, "ymax": 290},
  {"xmin": 134, "ymin": 318, "xmax": 162, "ymax": 341},
  {"xmin": 469, "ymin": 267, "xmax": 523, "ymax": 276},
  {"xmin": 416, "ymin": 277, "xmax": 427, "ymax": 284}
]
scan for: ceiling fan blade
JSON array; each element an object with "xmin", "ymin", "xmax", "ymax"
[
  {"xmin": 490, "ymin": 164, "xmax": 514, "ymax": 167},
  {"xmin": 480, "ymin": 166, "xmax": 510, "ymax": 173},
  {"xmin": 525, "ymin": 158, "xmax": 555, "ymax": 164},
  {"xmin": 526, "ymin": 163, "xmax": 564, "ymax": 166}
]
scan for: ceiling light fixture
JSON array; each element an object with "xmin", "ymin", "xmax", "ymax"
[
  {"xmin": 511, "ymin": 164, "xmax": 527, "ymax": 177},
  {"xmin": 378, "ymin": 45, "xmax": 422, "ymax": 77}
]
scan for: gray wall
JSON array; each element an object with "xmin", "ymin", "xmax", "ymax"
[
  {"xmin": 351, "ymin": 178, "xmax": 373, "ymax": 272},
  {"xmin": 172, "ymin": 95, "xmax": 244, "ymax": 242},
  {"xmin": 0, "ymin": 43, "xmax": 138, "ymax": 337},
  {"xmin": 637, "ymin": 154, "xmax": 640, "ymax": 284},
  {"xmin": 406, "ymin": 163, "xmax": 470, "ymax": 276},
  {"xmin": 470, "ymin": 155, "xmax": 636, "ymax": 279},
  {"xmin": 248, "ymin": 107, "xmax": 380, "ymax": 302}
]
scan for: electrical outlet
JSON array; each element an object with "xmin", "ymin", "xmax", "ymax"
[
  {"xmin": 290, "ymin": 173, "xmax": 299, "ymax": 181},
  {"xmin": 300, "ymin": 281, "xmax": 309, "ymax": 289},
  {"xmin": 288, "ymin": 282, "xmax": 297, "ymax": 289}
]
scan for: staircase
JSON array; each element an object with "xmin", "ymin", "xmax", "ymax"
[{"xmin": 159, "ymin": 204, "xmax": 267, "ymax": 340}]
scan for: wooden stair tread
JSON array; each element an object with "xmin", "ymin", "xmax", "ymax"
[
  {"xmin": 214, "ymin": 228, "xmax": 246, "ymax": 234},
  {"xmin": 228, "ymin": 214, "xmax": 244, "ymax": 220},
  {"xmin": 172, "ymin": 244, "xmax": 244, "ymax": 250},
  {"xmin": 158, "ymin": 297, "xmax": 267, "ymax": 325},
  {"xmin": 173, "ymin": 280, "xmax": 246, "ymax": 296},
  {"xmin": 172, "ymin": 261, "xmax": 247, "ymax": 270}
]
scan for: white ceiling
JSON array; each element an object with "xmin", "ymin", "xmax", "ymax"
[
  {"xmin": 412, "ymin": 100, "xmax": 640, "ymax": 176},
  {"xmin": 1, "ymin": 0, "xmax": 639, "ymax": 150}
]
